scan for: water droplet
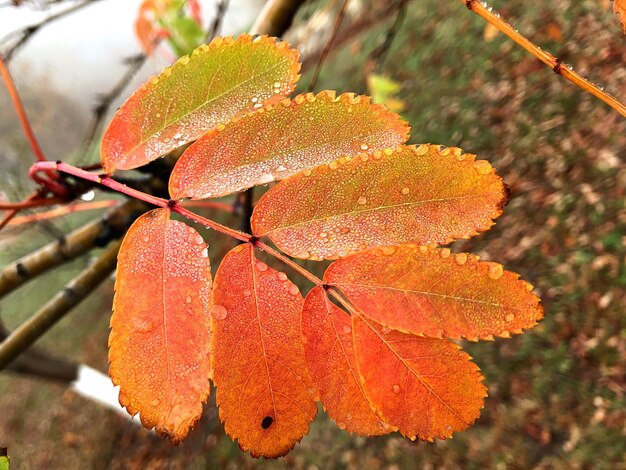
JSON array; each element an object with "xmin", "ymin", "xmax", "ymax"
[
  {"xmin": 440, "ymin": 248, "xmax": 451, "ymax": 258},
  {"xmin": 277, "ymin": 272, "xmax": 288, "ymax": 281},
  {"xmin": 251, "ymin": 97, "xmax": 258, "ymax": 103},
  {"xmin": 179, "ymin": 55, "xmax": 190, "ymax": 65},
  {"xmin": 381, "ymin": 246, "xmax": 396, "ymax": 256},
  {"xmin": 336, "ymin": 421, "xmax": 346, "ymax": 430},
  {"xmin": 401, "ymin": 187, "xmax": 410, "ymax": 195},
  {"xmin": 151, "ymin": 398, "xmax": 160, "ymax": 407},
  {"xmin": 473, "ymin": 160, "xmax": 492, "ymax": 175},
  {"xmin": 213, "ymin": 305, "xmax": 228, "ymax": 320},
  {"xmin": 328, "ymin": 161, "xmax": 338, "ymax": 170},
  {"xmin": 258, "ymin": 173, "xmax": 273, "ymax": 184},
  {"xmin": 357, "ymin": 196, "xmax": 367, "ymax": 205},
  {"xmin": 342, "ymin": 324, "xmax": 352, "ymax": 334},
  {"xmin": 201, "ymin": 248, "xmax": 208, "ymax": 258},
  {"xmin": 488, "ymin": 264, "xmax": 503, "ymax": 280},
  {"xmin": 340, "ymin": 227, "xmax": 351, "ymax": 234},
  {"xmin": 381, "ymin": 326, "xmax": 392, "ymax": 334},
  {"xmin": 360, "ymin": 143, "xmax": 369, "ymax": 150},
  {"xmin": 185, "ymin": 295, "xmax": 192, "ymax": 304},
  {"xmin": 303, "ymin": 169, "xmax": 312, "ymax": 176},
  {"xmin": 256, "ymin": 261, "xmax": 269, "ymax": 272},
  {"xmin": 505, "ymin": 313, "xmax": 515, "ymax": 322},
  {"xmin": 455, "ymin": 253, "xmax": 468, "ymax": 265},
  {"xmin": 419, "ymin": 245, "xmax": 428, "ymax": 254},
  {"xmin": 392, "ymin": 384, "xmax": 401, "ymax": 394},
  {"xmin": 288, "ymin": 284, "xmax": 299, "ymax": 296},
  {"xmin": 195, "ymin": 235, "xmax": 204, "ymax": 244}
]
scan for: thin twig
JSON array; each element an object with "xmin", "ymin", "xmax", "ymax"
[
  {"xmin": 370, "ymin": 0, "xmax": 408, "ymax": 72},
  {"xmin": 78, "ymin": 53, "xmax": 147, "ymax": 162},
  {"xmin": 0, "ymin": 54, "xmax": 47, "ymax": 162},
  {"xmin": 462, "ymin": 0, "xmax": 626, "ymax": 118},
  {"xmin": 7, "ymin": 200, "xmax": 118, "ymax": 226},
  {"xmin": 0, "ymin": 238, "xmax": 121, "ymax": 370},
  {"xmin": 307, "ymin": 0, "xmax": 351, "ymax": 91},
  {"xmin": 0, "ymin": 0, "xmax": 103, "ymax": 62},
  {"xmin": 206, "ymin": 0, "xmax": 230, "ymax": 41}
]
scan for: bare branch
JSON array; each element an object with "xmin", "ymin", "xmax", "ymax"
[
  {"xmin": 462, "ymin": 0, "xmax": 626, "ymax": 118},
  {"xmin": 307, "ymin": 0, "xmax": 350, "ymax": 91},
  {"xmin": 1, "ymin": 320, "xmax": 78, "ymax": 382},
  {"xmin": 0, "ymin": 238, "xmax": 121, "ymax": 370},
  {"xmin": 0, "ymin": 0, "xmax": 104, "ymax": 63},
  {"xmin": 206, "ymin": 0, "xmax": 230, "ymax": 41},
  {"xmin": 0, "ymin": 199, "xmax": 145, "ymax": 299},
  {"xmin": 78, "ymin": 53, "xmax": 148, "ymax": 163},
  {"xmin": 249, "ymin": 0, "xmax": 308, "ymax": 36}
]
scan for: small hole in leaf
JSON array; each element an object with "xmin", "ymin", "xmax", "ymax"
[{"xmin": 261, "ymin": 416, "xmax": 274, "ymax": 429}]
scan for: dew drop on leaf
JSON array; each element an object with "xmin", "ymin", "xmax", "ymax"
[
  {"xmin": 213, "ymin": 305, "xmax": 228, "ymax": 320},
  {"xmin": 392, "ymin": 384, "xmax": 401, "ymax": 394}
]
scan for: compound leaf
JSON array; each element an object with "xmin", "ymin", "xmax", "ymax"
[
  {"xmin": 211, "ymin": 244, "xmax": 316, "ymax": 458},
  {"xmin": 301, "ymin": 287, "xmax": 390, "ymax": 436},
  {"xmin": 353, "ymin": 314, "xmax": 486, "ymax": 441},
  {"xmin": 101, "ymin": 35, "xmax": 300, "ymax": 173},
  {"xmin": 168, "ymin": 91, "xmax": 410, "ymax": 199},
  {"xmin": 326, "ymin": 244, "xmax": 543, "ymax": 341},
  {"xmin": 109, "ymin": 208, "xmax": 212, "ymax": 443},
  {"xmin": 252, "ymin": 144, "xmax": 507, "ymax": 260}
]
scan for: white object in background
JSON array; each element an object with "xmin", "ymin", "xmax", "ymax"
[{"xmin": 70, "ymin": 364, "xmax": 139, "ymax": 424}]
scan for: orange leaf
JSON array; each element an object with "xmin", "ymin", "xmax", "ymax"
[
  {"xmin": 326, "ymin": 244, "xmax": 543, "ymax": 340},
  {"xmin": 109, "ymin": 208, "xmax": 212, "ymax": 443},
  {"xmin": 101, "ymin": 35, "xmax": 300, "ymax": 174},
  {"xmin": 352, "ymin": 314, "xmax": 486, "ymax": 441},
  {"xmin": 301, "ymin": 287, "xmax": 390, "ymax": 435},
  {"xmin": 211, "ymin": 244, "xmax": 316, "ymax": 458},
  {"xmin": 168, "ymin": 91, "xmax": 409, "ymax": 199},
  {"xmin": 615, "ymin": 0, "xmax": 626, "ymax": 33},
  {"xmin": 252, "ymin": 144, "xmax": 507, "ymax": 260}
]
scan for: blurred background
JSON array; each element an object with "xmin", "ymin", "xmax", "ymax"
[{"xmin": 0, "ymin": 0, "xmax": 624, "ymax": 468}]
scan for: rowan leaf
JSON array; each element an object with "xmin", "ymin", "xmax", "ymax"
[
  {"xmin": 109, "ymin": 208, "xmax": 212, "ymax": 443},
  {"xmin": 101, "ymin": 35, "xmax": 300, "ymax": 174},
  {"xmin": 168, "ymin": 91, "xmax": 410, "ymax": 199},
  {"xmin": 326, "ymin": 244, "xmax": 543, "ymax": 341},
  {"xmin": 301, "ymin": 287, "xmax": 390, "ymax": 436},
  {"xmin": 252, "ymin": 144, "xmax": 507, "ymax": 260},
  {"xmin": 615, "ymin": 0, "xmax": 626, "ymax": 33},
  {"xmin": 352, "ymin": 314, "xmax": 486, "ymax": 441},
  {"xmin": 211, "ymin": 243, "xmax": 317, "ymax": 458}
]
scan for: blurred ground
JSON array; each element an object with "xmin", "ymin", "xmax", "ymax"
[{"xmin": 0, "ymin": 0, "xmax": 625, "ymax": 468}]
